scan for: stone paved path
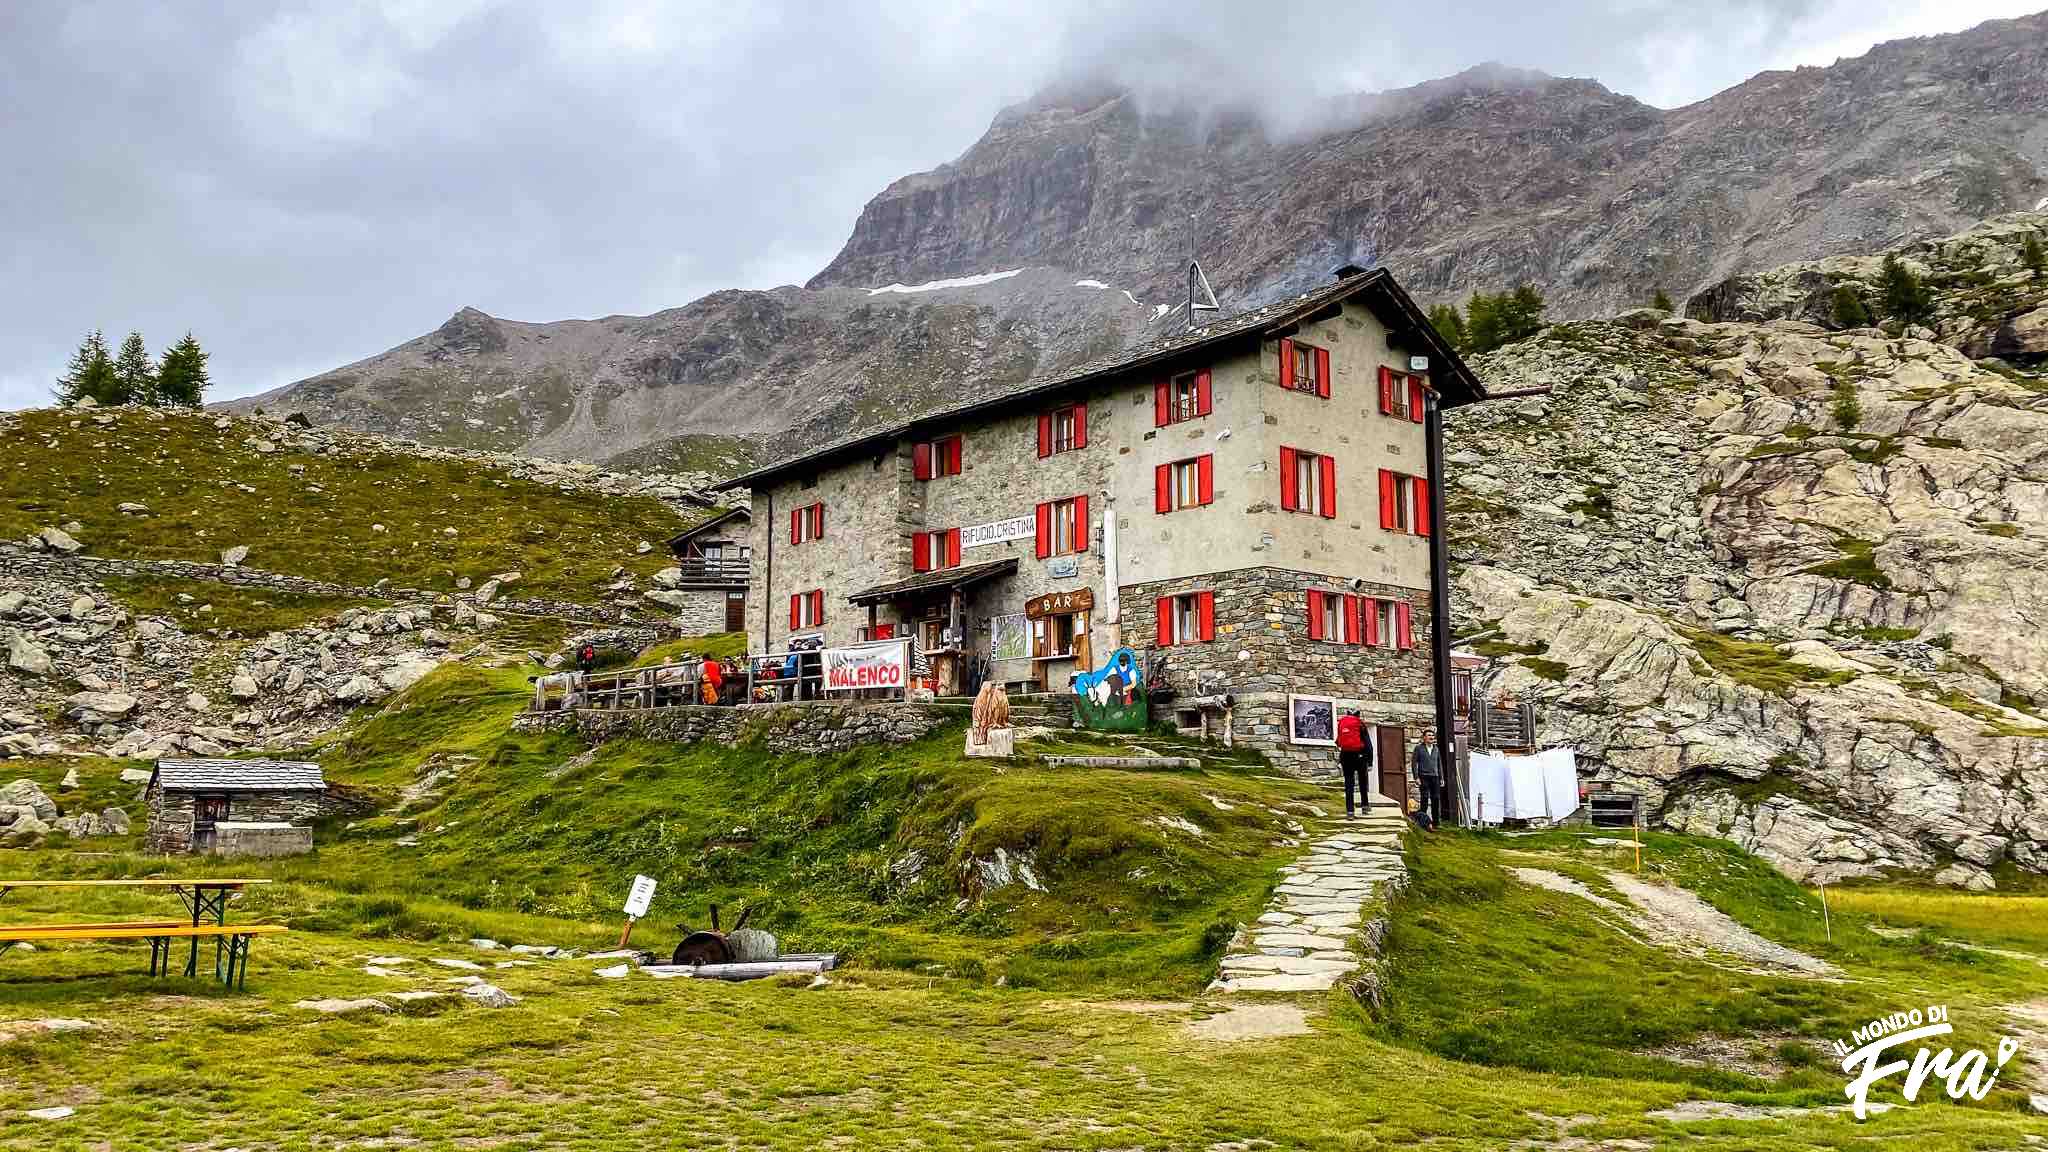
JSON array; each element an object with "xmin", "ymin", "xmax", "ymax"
[{"xmin": 1211, "ymin": 806, "xmax": 1410, "ymax": 993}]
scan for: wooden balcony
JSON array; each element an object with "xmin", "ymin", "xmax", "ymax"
[{"xmin": 669, "ymin": 557, "xmax": 751, "ymax": 585}]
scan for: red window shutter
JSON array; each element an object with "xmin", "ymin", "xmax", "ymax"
[
  {"xmin": 1154, "ymin": 380, "xmax": 1170, "ymax": 427},
  {"xmin": 1379, "ymin": 366, "xmax": 1395, "ymax": 414},
  {"xmin": 1074, "ymin": 404, "xmax": 1088, "ymax": 449},
  {"xmin": 1319, "ymin": 455, "xmax": 1337, "ymax": 519},
  {"xmin": 1197, "ymin": 591, "xmax": 1215, "ymax": 642},
  {"xmin": 1278, "ymin": 338, "xmax": 1295, "ymax": 390},
  {"xmin": 810, "ymin": 590, "xmax": 824, "ymax": 624},
  {"xmin": 1156, "ymin": 597, "xmax": 1174, "ymax": 647},
  {"xmin": 1037, "ymin": 413, "xmax": 1052, "ymax": 458},
  {"xmin": 1315, "ymin": 346, "xmax": 1331, "ymax": 399},
  {"xmin": 1035, "ymin": 502, "xmax": 1051, "ymax": 558},
  {"xmin": 1279, "ymin": 446, "xmax": 1299, "ymax": 512},
  {"xmin": 1074, "ymin": 495, "xmax": 1089, "ymax": 553},
  {"xmin": 1409, "ymin": 379, "xmax": 1426, "ymax": 424},
  {"xmin": 1196, "ymin": 454, "xmax": 1213, "ymax": 506},
  {"xmin": 1396, "ymin": 601, "xmax": 1413, "ymax": 650},
  {"xmin": 913, "ymin": 442, "xmax": 932, "ymax": 480},
  {"xmin": 1364, "ymin": 598, "xmax": 1381, "ymax": 647},
  {"xmin": 946, "ymin": 528, "xmax": 961, "ymax": 568},
  {"xmin": 1342, "ymin": 594, "xmax": 1360, "ymax": 645},
  {"xmin": 1154, "ymin": 464, "xmax": 1172, "ymax": 514},
  {"xmin": 1196, "ymin": 369, "xmax": 1212, "ymax": 416},
  {"xmin": 789, "ymin": 507, "xmax": 801, "ymax": 544},
  {"xmin": 1415, "ymin": 476, "xmax": 1432, "ymax": 537},
  {"xmin": 947, "ymin": 436, "xmax": 962, "ymax": 475},
  {"xmin": 1307, "ymin": 590, "xmax": 1324, "ymax": 641},
  {"xmin": 788, "ymin": 594, "xmax": 800, "ymax": 630},
  {"xmin": 912, "ymin": 532, "xmax": 930, "ymax": 573},
  {"xmin": 1378, "ymin": 469, "xmax": 1397, "ymax": 530},
  {"xmin": 811, "ymin": 504, "xmax": 824, "ymax": 537}
]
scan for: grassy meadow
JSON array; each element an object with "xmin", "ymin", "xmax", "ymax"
[{"xmin": 0, "ymin": 666, "xmax": 2044, "ymax": 1149}]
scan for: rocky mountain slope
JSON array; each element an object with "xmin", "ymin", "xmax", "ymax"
[
  {"xmin": 242, "ymin": 13, "xmax": 2048, "ymax": 466},
  {"xmin": 1447, "ymin": 212, "xmax": 2048, "ymax": 889}
]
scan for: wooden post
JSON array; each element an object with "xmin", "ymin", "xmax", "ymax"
[
  {"xmin": 1818, "ymin": 882, "xmax": 1832, "ymax": 943},
  {"xmin": 618, "ymin": 915, "xmax": 636, "ymax": 948},
  {"xmin": 1633, "ymin": 820, "xmax": 1642, "ymax": 873}
]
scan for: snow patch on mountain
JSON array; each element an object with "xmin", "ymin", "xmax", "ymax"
[{"xmin": 868, "ymin": 269, "xmax": 1023, "ymax": 295}]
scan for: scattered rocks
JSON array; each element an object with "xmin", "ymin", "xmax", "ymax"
[
  {"xmin": 0, "ymin": 779, "xmax": 57, "ymax": 822},
  {"xmin": 294, "ymin": 998, "xmax": 392, "ymax": 1015},
  {"xmin": 461, "ymin": 983, "xmax": 518, "ymax": 1008},
  {"xmin": 34, "ymin": 527, "xmax": 82, "ymax": 554}
]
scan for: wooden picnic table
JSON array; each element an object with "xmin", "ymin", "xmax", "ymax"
[{"xmin": 0, "ymin": 878, "xmax": 272, "ymax": 978}]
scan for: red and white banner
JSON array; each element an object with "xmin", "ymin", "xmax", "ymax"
[{"xmin": 825, "ymin": 642, "xmax": 908, "ymax": 693}]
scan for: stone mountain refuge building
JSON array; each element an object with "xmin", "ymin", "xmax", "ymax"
[
  {"xmin": 659, "ymin": 506, "xmax": 753, "ymax": 633},
  {"xmin": 714, "ymin": 265, "xmax": 1487, "ymax": 783},
  {"xmin": 144, "ymin": 758, "xmax": 325, "ymax": 856}
]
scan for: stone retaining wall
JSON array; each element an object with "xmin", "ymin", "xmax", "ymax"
[
  {"xmin": 1, "ymin": 546, "xmax": 651, "ymax": 627},
  {"xmin": 571, "ymin": 701, "xmax": 951, "ymax": 754}
]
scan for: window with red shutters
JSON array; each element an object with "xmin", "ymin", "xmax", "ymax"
[
  {"xmin": 1159, "ymin": 592, "xmax": 1211, "ymax": 646},
  {"xmin": 789, "ymin": 589, "xmax": 825, "ymax": 630},
  {"xmin": 1159, "ymin": 369, "xmax": 1212, "ymax": 425},
  {"xmin": 1157, "ymin": 456, "xmax": 1212, "ymax": 513},
  {"xmin": 790, "ymin": 502, "xmax": 825, "ymax": 544},
  {"xmin": 1376, "ymin": 471, "xmax": 1429, "ymax": 535},
  {"xmin": 1282, "ymin": 448, "xmax": 1332, "ymax": 515},
  {"xmin": 1036, "ymin": 497, "xmax": 1088, "ymax": 556},
  {"xmin": 1044, "ymin": 404, "xmax": 1086, "ymax": 454},
  {"xmin": 1279, "ymin": 339, "xmax": 1328, "ymax": 397},
  {"xmin": 915, "ymin": 436, "xmax": 963, "ymax": 479},
  {"xmin": 1381, "ymin": 365, "xmax": 1419, "ymax": 419}
]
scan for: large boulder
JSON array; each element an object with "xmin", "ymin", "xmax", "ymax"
[
  {"xmin": 6, "ymin": 633, "xmax": 52, "ymax": 676},
  {"xmin": 0, "ymin": 779, "xmax": 59, "ymax": 823},
  {"xmin": 35, "ymin": 526, "xmax": 82, "ymax": 554},
  {"xmin": 63, "ymin": 691, "xmax": 139, "ymax": 724}
]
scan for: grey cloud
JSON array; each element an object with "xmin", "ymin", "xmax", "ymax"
[{"xmin": 0, "ymin": 0, "xmax": 2024, "ymax": 407}]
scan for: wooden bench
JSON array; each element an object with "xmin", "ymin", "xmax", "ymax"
[{"xmin": 0, "ymin": 923, "xmax": 288, "ymax": 988}]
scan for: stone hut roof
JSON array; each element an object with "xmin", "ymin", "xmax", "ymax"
[{"xmin": 150, "ymin": 758, "xmax": 326, "ymax": 793}]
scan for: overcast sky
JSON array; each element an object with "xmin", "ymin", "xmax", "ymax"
[{"xmin": 2, "ymin": 0, "xmax": 2040, "ymax": 409}]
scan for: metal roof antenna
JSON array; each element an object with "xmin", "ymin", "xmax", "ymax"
[{"xmin": 1185, "ymin": 260, "xmax": 1219, "ymax": 332}]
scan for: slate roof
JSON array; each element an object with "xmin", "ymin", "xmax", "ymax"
[
  {"xmin": 714, "ymin": 266, "xmax": 1485, "ymax": 493},
  {"xmin": 151, "ymin": 758, "xmax": 326, "ymax": 792},
  {"xmin": 666, "ymin": 505, "xmax": 751, "ymax": 547},
  {"xmin": 847, "ymin": 557, "xmax": 1020, "ymax": 605}
]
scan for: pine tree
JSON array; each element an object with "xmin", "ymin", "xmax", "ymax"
[
  {"xmin": 114, "ymin": 331, "xmax": 156, "ymax": 405},
  {"xmin": 1879, "ymin": 254, "xmax": 1933, "ymax": 326},
  {"xmin": 1830, "ymin": 284, "xmax": 1872, "ymax": 328},
  {"xmin": 154, "ymin": 332, "xmax": 210, "ymax": 407},
  {"xmin": 54, "ymin": 330, "xmax": 121, "ymax": 406},
  {"xmin": 1426, "ymin": 302, "xmax": 1466, "ymax": 352},
  {"xmin": 2024, "ymin": 233, "xmax": 2046, "ymax": 276},
  {"xmin": 1651, "ymin": 288, "xmax": 1673, "ymax": 311}
]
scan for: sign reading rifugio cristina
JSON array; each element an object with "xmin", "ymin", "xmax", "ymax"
[{"xmin": 962, "ymin": 515, "xmax": 1033, "ymax": 549}]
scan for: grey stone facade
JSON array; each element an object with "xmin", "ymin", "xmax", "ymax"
[
  {"xmin": 1120, "ymin": 566, "xmax": 1436, "ymax": 780},
  {"xmin": 145, "ymin": 789, "xmax": 322, "ymax": 855},
  {"xmin": 653, "ymin": 588, "xmax": 733, "ymax": 636}
]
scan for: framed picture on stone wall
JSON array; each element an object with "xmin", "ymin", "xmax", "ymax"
[{"xmin": 1288, "ymin": 694, "xmax": 1337, "ymax": 746}]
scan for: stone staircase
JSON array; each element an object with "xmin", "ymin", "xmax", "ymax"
[{"xmin": 1210, "ymin": 805, "xmax": 1411, "ymax": 994}]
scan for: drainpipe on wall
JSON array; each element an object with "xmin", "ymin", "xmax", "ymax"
[
  {"xmin": 760, "ymin": 488, "xmax": 775, "ymax": 658},
  {"xmin": 1423, "ymin": 386, "xmax": 1457, "ymax": 817},
  {"xmin": 1102, "ymin": 493, "xmax": 1121, "ymax": 652}
]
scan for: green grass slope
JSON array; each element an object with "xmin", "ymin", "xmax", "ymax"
[{"xmin": 0, "ymin": 407, "xmax": 699, "ymax": 600}]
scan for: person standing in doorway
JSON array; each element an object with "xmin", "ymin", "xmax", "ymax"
[
  {"xmin": 1413, "ymin": 729, "xmax": 1443, "ymax": 830},
  {"xmin": 1335, "ymin": 710, "xmax": 1373, "ymax": 818}
]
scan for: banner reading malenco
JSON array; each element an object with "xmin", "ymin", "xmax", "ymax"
[{"xmin": 824, "ymin": 642, "xmax": 908, "ymax": 693}]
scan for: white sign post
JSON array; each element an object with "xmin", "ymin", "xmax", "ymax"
[{"xmin": 619, "ymin": 874, "xmax": 657, "ymax": 947}]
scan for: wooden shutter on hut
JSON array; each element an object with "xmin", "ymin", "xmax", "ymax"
[
  {"xmin": 1342, "ymin": 594, "xmax": 1361, "ymax": 645},
  {"xmin": 1409, "ymin": 378, "xmax": 1426, "ymax": 424},
  {"xmin": 1196, "ymin": 369, "xmax": 1212, "ymax": 416},
  {"xmin": 1415, "ymin": 476, "xmax": 1431, "ymax": 537},
  {"xmin": 1318, "ymin": 456, "xmax": 1337, "ymax": 518},
  {"xmin": 912, "ymin": 531, "xmax": 930, "ymax": 573},
  {"xmin": 1278, "ymin": 338, "xmax": 1295, "ymax": 391},
  {"xmin": 945, "ymin": 528, "xmax": 961, "ymax": 568},
  {"xmin": 810, "ymin": 504, "xmax": 824, "ymax": 537},
  {"xmin": 788, "ymin": 594, "xmax": 800, "ymax": 630},
  {"xmin": 1073, "ymin": 495, "xmax": 1090, "ymax": 552},
  {"xmin": 913, "ymin": 442, "xmax": 932, "ymax": 480},
  {"xmin": 945, "ymin": 436, "xmax": 962, "ymax": 475},
  {"xmin": 1306, "ymin": 589, "xmax": 1325, "ymax": 641},
  {"xmin": 1364, "ymin": 598, "xmax": 1381, "ymax": 647},
  {"xmin": 809, "ymin": 590, "xmax": 824, "ymax": 625},
  {"xmin": 1279, "ymin": 446, "xmax": 1299, "ymax": 511},
  {"xmin": 1073, "ymin": 404, "xmax": 1088, "ymax": 449},
  {"xmin": 1379, "ymin": 366, "xmax": 1395, "ymax": 414},
  {"xmin": 1156, "ymin": 597, "xmax": 1174, "ymax": 646},
  {"xmin": 1196, "ymin": 454, "xmax": 1213, "ymax": 506},
  {"xmin": 1197, "ymin": 591, "xmax": 1215, "ymax": 642},
  {"xmin": 1034, "ymin": 502, "xmax": 1051, "ymax": 558},
  {"xmin": 1154, "ymin": 380, "xmax": 1170, "ymax": 427},
  {"xmin": 789, "ymin": 507, "xmax": 801, "ymax": 543},
  {"xmin": 1315, "ymin": 346, "xmax": 1331, "ymax": 399},
  {"xmin": 1378, "ymin": 469, "xmax": 1397, "ymax": 530},
  {"xmin": 1396, "ymin": 602, "xmax": 1414, "ymax": 650},
  {"xmin": 1154, "ymin": 464, "xmax": 1172, "ymax": 514},
  {"xmin": 1037, "ymin": 413, "xmax": 1052, "ymax": 458}
]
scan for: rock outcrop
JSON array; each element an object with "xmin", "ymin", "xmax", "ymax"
[{"xmin": 1449, "ymin": 216, "xmax": 2048, "ymax": 887}]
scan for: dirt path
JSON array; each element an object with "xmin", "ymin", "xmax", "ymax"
[{"xmin": 1509, "ymin": 866, "xmax": 1838, "ymax": 977}]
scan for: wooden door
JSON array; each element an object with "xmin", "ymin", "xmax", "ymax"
[
  {"xmin": 1375, "ymin": 726, "xmax": 1408, "ymax": 810},
  {"xmin": 724, "ymin": 592, "xmax": 745, "ymax": 632}
]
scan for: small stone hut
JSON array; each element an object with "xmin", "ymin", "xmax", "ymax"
[{"xmin": 144, "ymin": 758, "xmax": 325, "ymax": 856}]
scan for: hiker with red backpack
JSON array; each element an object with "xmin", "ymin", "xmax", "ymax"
[{"xmin": 1336, "ymin": 710, "xmax": 1373, "ymax": 818}]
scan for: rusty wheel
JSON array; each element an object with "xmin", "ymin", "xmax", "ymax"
[{"xmin": 672, "ymin": 931, "xmax": 732, "ymax": 967}]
